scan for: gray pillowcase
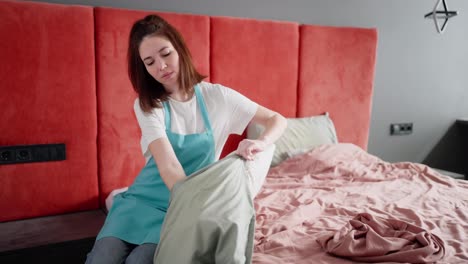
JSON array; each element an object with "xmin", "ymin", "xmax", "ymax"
[
  {"xmin": 247, "ymin": 113, "xmax": 338, "ymax": 167},
  {"xmin": 154, "ymin": 146, "xmax": 275, "ymax": 263}
]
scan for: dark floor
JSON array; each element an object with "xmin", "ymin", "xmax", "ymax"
[{"xmin": 0, "ymin": 237, "xmax": 94, "ymax": 264}]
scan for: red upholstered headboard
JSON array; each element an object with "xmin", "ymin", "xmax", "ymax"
[
  {"xmin": 0, "ymin": 0, "xmax": 98, "ymax": 222},
  {"xmin": 210, "ymin": 16, "xmax": 299, "ymax": 157},
  {"xmin": 0, "ymin": 0, "xmax": 377, "ymax": 221},
  {"xmin": 298, "ymin": 25, "xmax": 377, "ymax": 150}
]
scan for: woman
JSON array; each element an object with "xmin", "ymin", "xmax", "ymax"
[{"xmin": 86, "ymin": 14, "xmax": 287, "ymax": 263}]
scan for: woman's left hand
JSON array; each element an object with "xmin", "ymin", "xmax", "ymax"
[{"xmin": 236, "ymin": 139, "xmax": 267, "ymax": 160}]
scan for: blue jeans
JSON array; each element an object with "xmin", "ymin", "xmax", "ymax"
[{"xmin": 85, "ymin": 237, "xmax": 157, "ymax": 264}]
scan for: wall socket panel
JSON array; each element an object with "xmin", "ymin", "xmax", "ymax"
[
  {"xmin": 0, "ymin": 143, "xmax": 66, "ymax": 165},
  {"xmin": 390, "ymin": 123, "xmax": 413, "ymax": 136}
]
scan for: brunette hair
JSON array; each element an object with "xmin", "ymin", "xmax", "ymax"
[{"xmin": 128, "ymin": 14, "xmax": 206, "ymax": 113}]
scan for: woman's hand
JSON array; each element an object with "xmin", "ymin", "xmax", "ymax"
[
  {"xmin": 236, "ymin": 105, "xmax": 286, "ymax": 161},
  {"xmin": 236, "ymin": 139, "xmax": 267, "ymax": 160}
]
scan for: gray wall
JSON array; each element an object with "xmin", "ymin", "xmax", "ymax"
[{"xmin": 30, "ymin": 0, "xmax": 468, "ymax": 163}]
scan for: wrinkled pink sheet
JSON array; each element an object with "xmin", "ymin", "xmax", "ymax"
[
  {"xmin": 253, "ymin": 144, "xmax": 468, "ymax": 264},
  {"xmin": 316, "ymin": 213, "xmax": 445, "ymax": 263}
]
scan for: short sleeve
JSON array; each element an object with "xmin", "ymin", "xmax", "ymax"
[
  {"xmin": 219, "ymin": 85, "xmax": 258, "ymax": 135},
  {"xmin": 133, "ymin": 99, "xmax": 167, "ymax": 154}
]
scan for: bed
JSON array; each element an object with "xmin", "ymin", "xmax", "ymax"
[
  {"xmin": 148, "ymin": 114, "xmax": 468, "ymax": 263},
  {"xmin": 1, "ymin": 1, "xmax": 467, "ymax": 263},
  {"xmin": 251, "ymin": 143, "xmax": 468, "ymax": 263}
]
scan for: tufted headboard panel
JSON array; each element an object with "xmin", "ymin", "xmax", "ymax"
[
  {"xmin": 0, "ymin": 0, "xmax": 98, "ymax": 221},
  {"xmin": 298, "ymin": 25, "xmax": 377, "ymax": 150},
  {"xmin": 210, "ymin": 16, "xmax": 299, "ymax": 157}
]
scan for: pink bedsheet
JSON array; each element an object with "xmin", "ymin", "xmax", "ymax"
[{"xmin": 253, "ymin": 143, "xmax": 468, "ymax": 264}]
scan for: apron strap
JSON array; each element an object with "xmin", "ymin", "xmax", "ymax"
[
  {"xmin": 194, "ymin": 84, "xmax": 213, "ymax": 132},
  {"xmin": 162, "ymin": 100, "xmax": 171, "ymax": 130}
]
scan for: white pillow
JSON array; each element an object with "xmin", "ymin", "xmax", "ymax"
[
  {"xmin": 284, "ymin": 147, "xmax": 313, "ymax": 159},
  {"xmin": 155, "ymin": 149, "xmax": 273, "ymax": 263},
  {"xmin": 247, "ymin": 113, "xmax": 338, "ymax": 167},
  {"xmin": 244, "ymin": 144, "xmax": 275, "ymax": 197}
]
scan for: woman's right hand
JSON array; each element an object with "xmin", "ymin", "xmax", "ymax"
[{"xmin": 236, "ymin": 138, "xmax": 267, "ymax": 160}]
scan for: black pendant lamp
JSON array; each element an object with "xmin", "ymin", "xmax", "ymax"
[{"xmin": 424, "ymin": 0, "xmax": 459, "ymax": 33}]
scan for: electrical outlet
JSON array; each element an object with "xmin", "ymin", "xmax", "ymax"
[
  {"xmin": 0, "ymin": 144, "xmax": 66, "ymax": 165},
  {"xmin": 390, "ymin": 123, "xmax": 413, "ymax": 135},
  {"xmin": 16, "ymin": 148, "xmax": 32, "ymax": 161},
  {"xmin": 0, "ymin": 149, "xmax": 15, "ymax": 162}
]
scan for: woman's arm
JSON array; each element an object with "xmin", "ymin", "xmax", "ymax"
[
  {"xmin": 148, "ymin": 138, "xmax": 186, "ymax": 190},
  {"xmin": 236, "ymin": 105, "xmax": 287, "ymax": 160}
]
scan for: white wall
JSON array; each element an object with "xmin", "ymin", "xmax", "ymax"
[{"xmin": 31, "ymin": 0, "xmax": 468, "ymax": 162}]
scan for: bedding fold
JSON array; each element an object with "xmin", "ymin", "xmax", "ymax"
[{"xmin": 316, "ymin": 212, "xmax": 446, "ymax": 263}]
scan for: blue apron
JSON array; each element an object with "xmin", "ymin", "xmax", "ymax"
[{"xmin": 97, "ymin": 84, "xmax": 215, "ymax": 245}]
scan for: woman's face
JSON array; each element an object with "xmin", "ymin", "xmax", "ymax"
[{"xmin": 139, "ymin": 35, "xmax": 180, "ymax": 91}]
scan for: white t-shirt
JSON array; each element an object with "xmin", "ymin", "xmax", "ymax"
[{"xmin": 134, "ymin": 81, "xmax": 258, "ymax": 163}]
